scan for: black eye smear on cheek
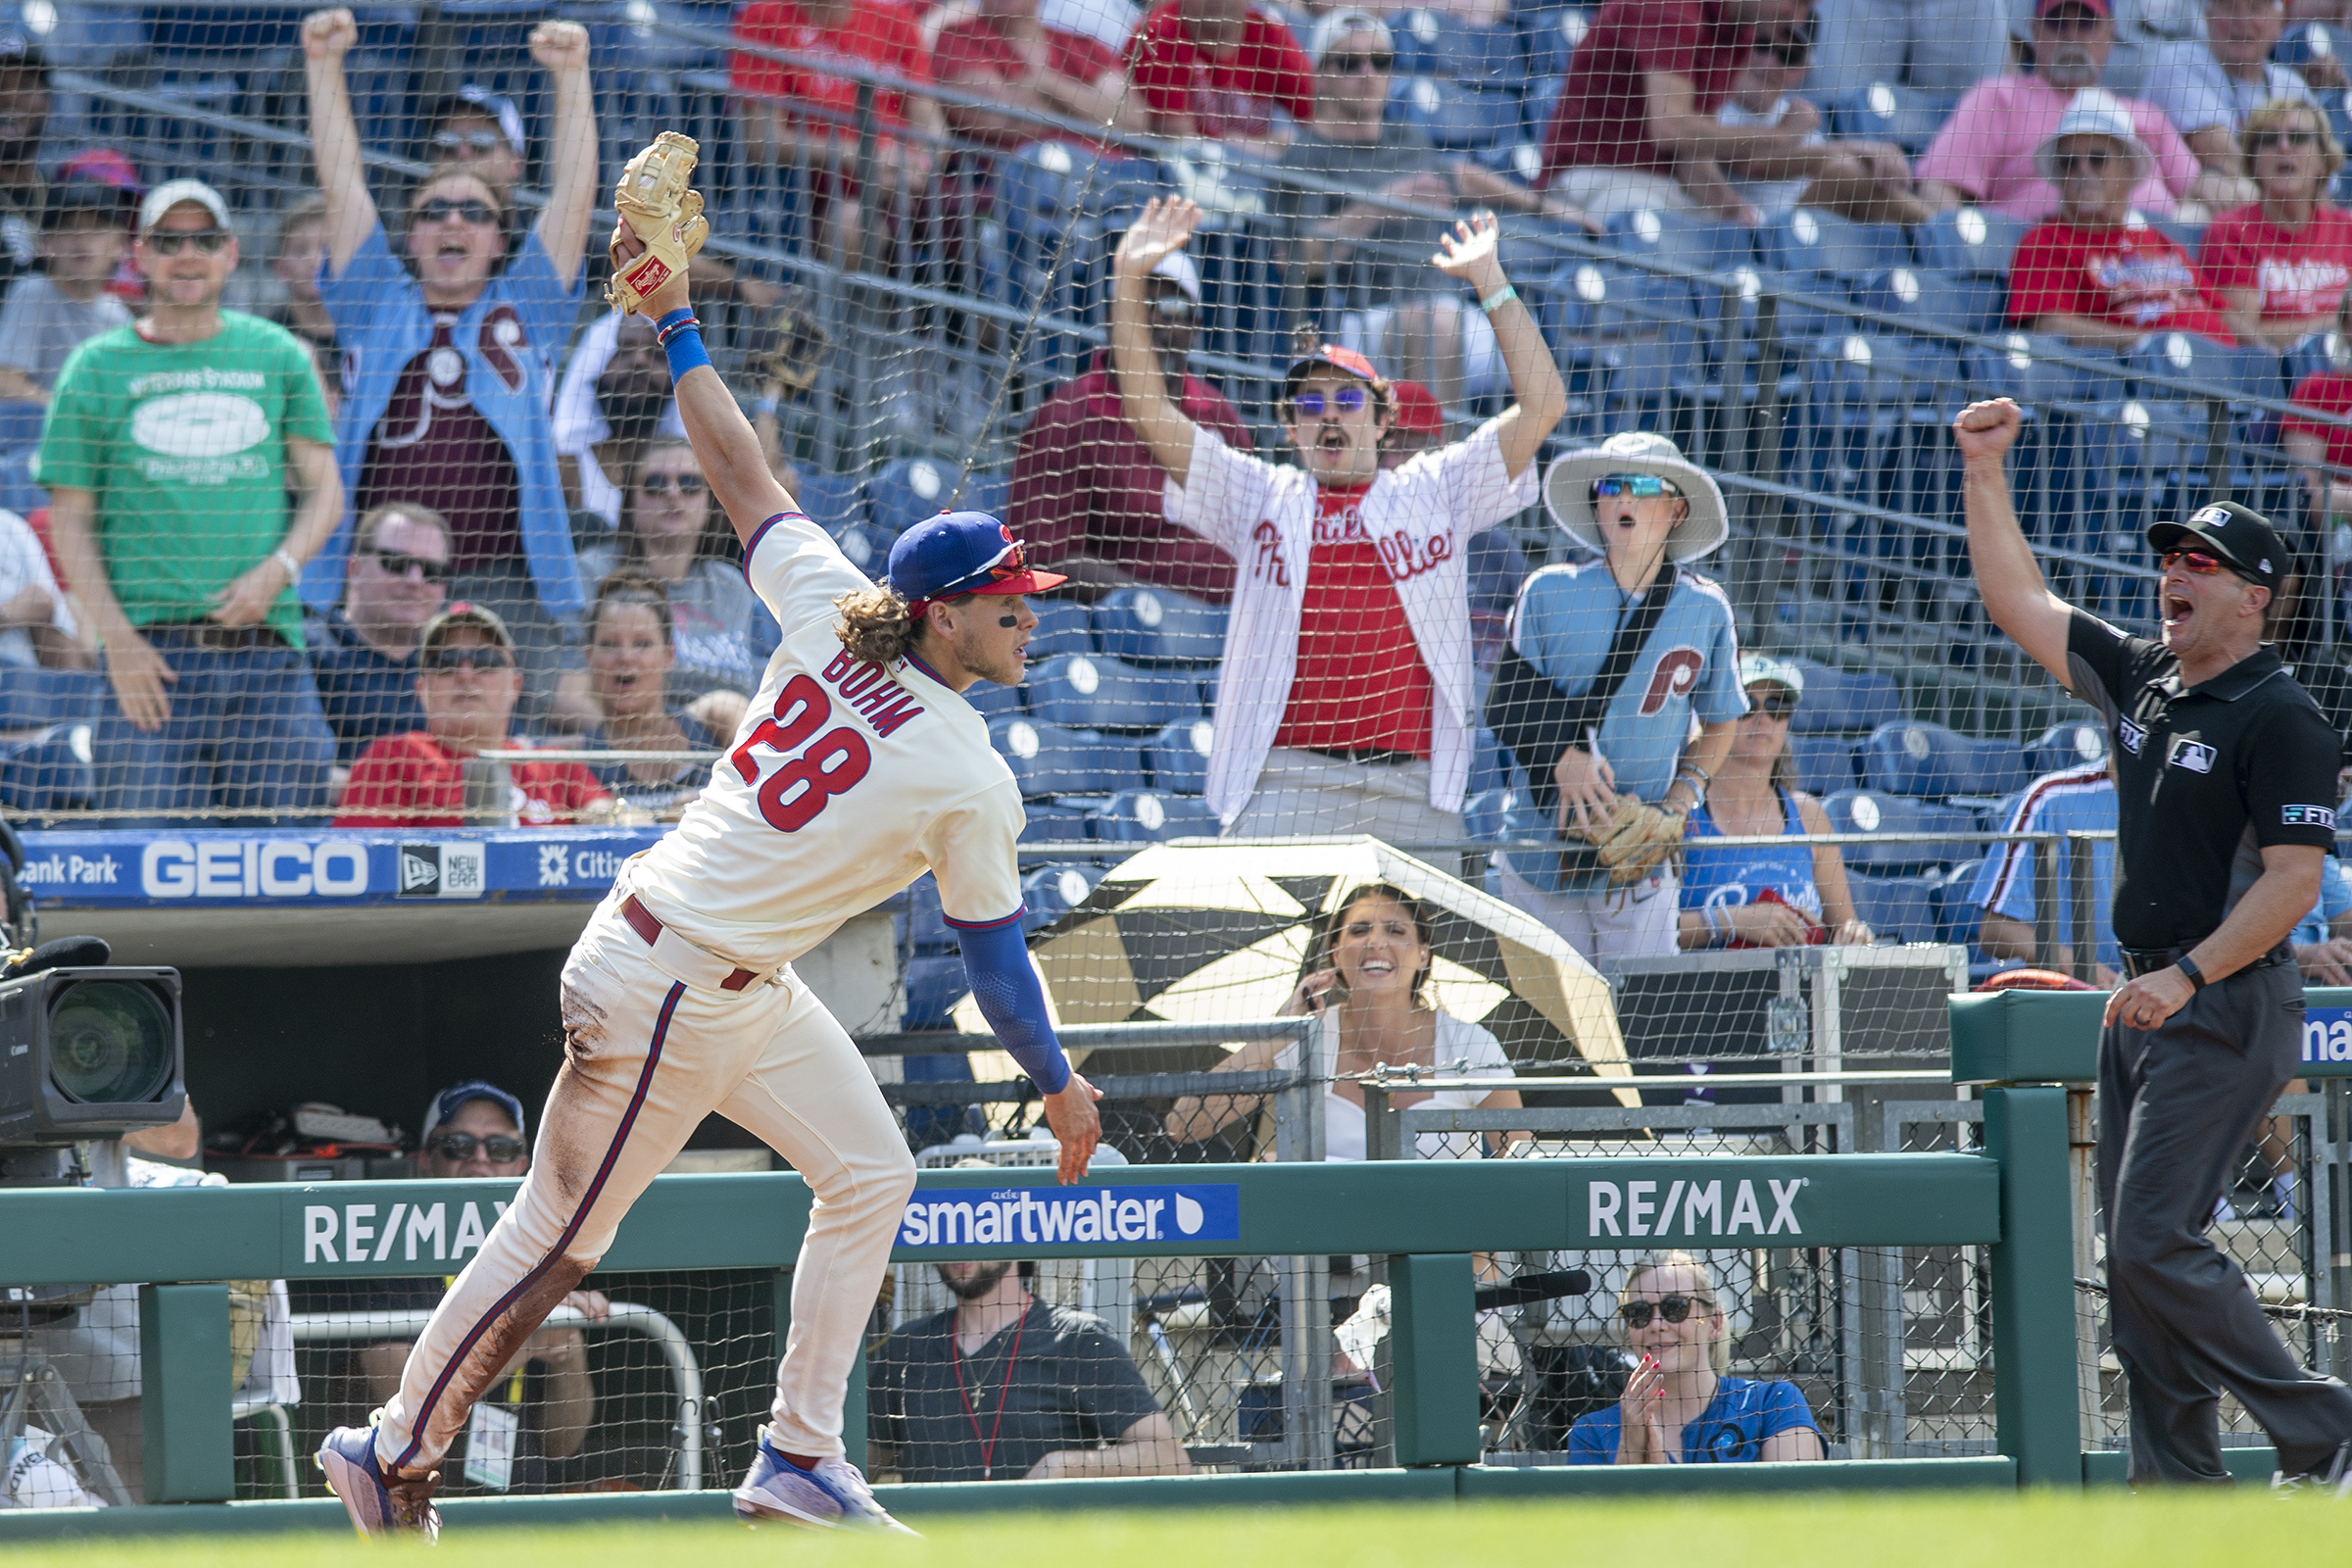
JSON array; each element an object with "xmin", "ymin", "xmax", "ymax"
[{"xmin": 999, "ymin": 614, "xmax": 1019, "ymax": 628}]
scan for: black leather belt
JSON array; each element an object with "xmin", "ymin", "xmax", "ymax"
[
  {"xmin": 2119, "ymin": 942, "xmax": 2294, "ymax": 981},
  {"xmin": 1304, "ymin": 747, "xmax": 1420, "ymax": 766},
  {"xmin": 143, "ymin": 621, "xmax": 287, "ymax": 651}
]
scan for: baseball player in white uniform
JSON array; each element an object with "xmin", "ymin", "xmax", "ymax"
[{"xmin": 317, "ymin": 157, "xmax": 1102, "ymax": 1540}]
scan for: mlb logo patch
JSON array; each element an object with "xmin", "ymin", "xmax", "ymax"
[{"xmin": 2168, "ymin": 738, "xmax": 2216, "ymax": 773}]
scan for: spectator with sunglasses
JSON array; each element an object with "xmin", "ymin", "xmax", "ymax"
[
  {"xmin": 1110, "ymin": 198, "xmax": 1562, "ymax": 863},
  {"xmin": 1013, "ymin": 249, "xmax": 1253, "ymax": 603},
  {"xmin": 1914, "ymin": 0, "xmax": 2207, "ymax": 221},
  {"xmin": 1678, "ymin": 656, "xmax": 1874, "ymax": 950},
  {"xmin": 41, "ymin": 177, "xmax": 345, "ymax": 823},
  {"xmin": 2200, "ymin": 98, "xmax": 2352, "ymax": 348},
  {"xmin": 320, "ymin": 1081, "xmax": 609, "ymax": 1492},
  {"xmin": 2005, "ymin": 95, "xmax": 2237, "ymax": 348},
  {"xmin": 565, "ymin": 439, "xmax": 762, "ymax": 718},
  {"xmin": 336, "ymin": 602, "xmax": 614, "ymax": 826},
  {"xmin": 1711, "ymin": 8, "xmax": 1933, "ymax": 225},
  {"xmin": 571, "ymin": 570, "xmax": 726, "ymax": 819},
  {"xmin": 302, "ymin": 9, "xmax": 600, "ymax": 727},
  {"xmin": 1567, "ymin": 1250, "xmax": 1823, "ymax": 1465},
  {"xmin": 308, "ymin": 501, "xmax": 453, "ymax": 777},
  {"xmin": 2146, "ymin": 0, "xmax": 2319, "ymax": 212}
]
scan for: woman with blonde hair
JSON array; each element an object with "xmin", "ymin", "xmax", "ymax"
[
  {"xmin": 1567, "ymin": 1250, "xmax": 1824, "ymax": 1464},
  {"xmin": 2202, "ymin": 97, "xmax": 2352, "ymax": 350}
]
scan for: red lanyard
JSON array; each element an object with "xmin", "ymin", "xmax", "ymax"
[{"xmin": 949, "ymin": 1304, "xmax": 1028, "ymax": 1481}]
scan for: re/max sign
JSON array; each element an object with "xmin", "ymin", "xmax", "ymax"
[
  {"xmin": 303, "ymin": 1200, "xmax": 509, "ymax": 1264},
  {"xmin": 1586, "ymin": 1176, "xmax": 1806, "ymax": 1239}
]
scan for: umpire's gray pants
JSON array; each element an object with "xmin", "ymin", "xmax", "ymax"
[{"xmin": 2099, "ymin": 956, "xmax": 2352, "ymax": 1482}]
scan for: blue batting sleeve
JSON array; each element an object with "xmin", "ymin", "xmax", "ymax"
[{"xmin": 956, "ymin": 917, "xmax": 1072, "ymax": 1094}]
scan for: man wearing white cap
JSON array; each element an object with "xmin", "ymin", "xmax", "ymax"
[
  {"xmin": 1011, "ymin": 247, "xmax": 1255, "ymax": 603},
  {"xmin": 39, "ymin": 177, "xmax": 345, "ymax": 821},
  {"xmin": 1484, "ymin": 432, "xmax": 1746, "ymax": 959},
  {"xmin": 2006, "ymin": 90, "xmax": 2237, "ymax": 348}
]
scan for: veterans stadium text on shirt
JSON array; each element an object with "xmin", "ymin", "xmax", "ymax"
[{"xmin": 897, "ymin": 1184, "xmax": 1241, "ymax": 1249}]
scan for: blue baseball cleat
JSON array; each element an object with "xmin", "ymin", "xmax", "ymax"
[
  {"xmin": 731, "ymin": 1436, "xmax": 916, "ymax": 1533},
  {"xmin": 316, "ymin": 1420, "xmax": 442, "ymax": 1541}
]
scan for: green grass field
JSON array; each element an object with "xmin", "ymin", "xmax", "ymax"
[{"xmin": 0, "ymin": 1494, "xmax": 2332, "ymax": 1568}]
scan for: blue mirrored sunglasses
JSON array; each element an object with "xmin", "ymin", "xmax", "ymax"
[
  {"xmin": 1592, "ymin": 474, "xmax": 1684, "ymax": 499},
  {"xmin": 1291, "ymin": 386, "xmax": 1369, "ymax": 417}
]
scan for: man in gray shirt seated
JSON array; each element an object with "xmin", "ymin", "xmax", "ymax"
[
  {"xmin": 867, "ymin": 1258, "xmax": 1190, "ymax": 1484},
  {"xmin": 0, "ymin": 172, "xmax": 132, "ymax": 404}
]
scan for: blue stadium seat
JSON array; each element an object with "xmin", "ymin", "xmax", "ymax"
[
  {"xmin": 828, "ymin": 521, "xmax": 897, "ymax": 579},
  {"xmin": 1144, "ymin": 716, "xmax": 1215, "ymax": 796},
  {"xmin": 1087, "ymin": 790, "xmax": 1220, "ymax": 842},
  {"xmin": 1785, "ymin": 660, "xmax": 1902, "ymax": 734},
  {"xmin": 2123, "ymin": 333, "xmax": 2284, "ymax": 404},
  {"xmin": 1600, "ymin": 327, "xmax": 1713, "ymax": 420},
  {"xmin": 1862, "ymin": 721, "xmax": 2030, "ymax": 799},
  {"xmin": 1913, "ymin": 208, "xmax": 2029, "ymax": 278},
  {"xmin": 1757, "ymin": 208, "xmax": 1910, "ymax": 279},
  {"xmin": 902, "ymin": 955, "xmax": 967, "ymax": 1031},
  {"xmin": 1539, "ymin": 262, "xmax": 1699, "ymax": 339},
  {"xmin": 1019, "ymin": 800, "xmax": 1096, "ymax": 844},
  {"xmin": 1726, "ymin": 267, "xmax": 1855, "ymax": 340},
  {"xmin": 0, "ymin": 723, "xmax": 94, "ymax": 812},
  {"xmin": 1845, "ymin": 871, "xmax": 1940, "ymax": 943},
  {"xmin": 867, "ymin": 457, "xmax": 962, "ymax": 536},
  {"xmin": 1788, "ymin": 734, "xmax": 1859, "ymax": 795},
  {"xmin": 964, "ymin": 679, "xmax": 1024, "ymax": 720},
  {"xmin": 1852, "ymin": 267, "xmax": 2005, "ymax": 339},
  {"xmin": 1092, "ymin": 586, "xmax": 1228, "ymax": 664},
  {"xmin": 902, "ymin": 873, "xmax": 954, "ymax": 954},
  {"xmin": 1025, "ymin": 653, "xmax": 1200, "ymax": 731},
  {"xmin": 1517, "ymin": 3, "xmax": 1588, "ymax": 78},
  {"xmin": 1823, "ymin": 81, "xmax": 1946, "ymax": 155},
  {"xmin": 1391, "ymin": 8, "xmax": 1527, "ymax": 87},
  {"xmin": 990, "ymin": 715, "xmax": 1145, "ymax": 798},
  {"xmin": 2282, "ymin": 331, "xmax": 2349, "ymax": 388},
  {"xmin": 1389, "ymin": 75, "xmax": 1525, "ymax": 150},
  {"xmin": 1805, "ymin": 333, "xmax": 1962, "ymax": 409},
  {"xmin": 1961, "ymin": 333, "xmax": 2121, "ymax": 409},
  {"xmin": 0, "ymin": 449, "xmax": 43, "ymax": 517},
  {"xmin": 1025, "ymin": 599, "xmax": 1096, "ymax": 662},
  {"xmin": 1934, "ymin": 859, "xmax": 1987, "ymax": 946},
  {"xmin": 2024, "ymin": 719, "xmax": 2108, "ymax": 777},
  {"xmin": 0, "ymin": 666, "xmax": 104, "ymax": 730},
  {"xmin": 0, "ymin": 401, "xmax": 43, "ymax": 453},
  {"xmin": 1022, "ymin": 863, "xmax": 1101, "ymax": 934},
  {"xmin": 1820, "ymin": 788, "xmax": 1979, "ymax": 870},
  {"xmin": 791, "ymin": 467, "xmax": 865, "ymax": 537},
  {"xmin": 1604, "ymin": 208, "xmax": 1756, "ymax": 275}
]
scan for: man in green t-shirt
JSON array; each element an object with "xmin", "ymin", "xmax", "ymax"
[{"xmin": 41, "ymin": 177, "xmax": 344, "ymax": 822}]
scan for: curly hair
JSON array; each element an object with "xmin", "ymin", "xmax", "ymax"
[{"xmin": 834, "ymin": 586, "xmax": 921, "ymax": 664}]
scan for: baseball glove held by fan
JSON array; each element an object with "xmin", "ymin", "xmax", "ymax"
[
  {"xmin": 1587, "ymin": 800, "xmax": 1686, "ymax": 886},
  {"xmin": 607, "ymin": 131, "xmax": 710, "ymax": 315}
]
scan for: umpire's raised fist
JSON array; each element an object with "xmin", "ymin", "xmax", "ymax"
[
  {"xmin": 302, "ymin": 8, "xmax": 357, "ymax": 60},
  {"xmin": 1951, "ymin": 398, "xmax": 2023, "ymax": 463}
]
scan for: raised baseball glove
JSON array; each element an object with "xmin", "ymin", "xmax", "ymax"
[
  {"xmin": 606, "ymin": 130, "xmax": 710, "ymax": 315},
  {"xmin": 1586, "ymin": 799, "xmax": 1687, "ymax": 887}
]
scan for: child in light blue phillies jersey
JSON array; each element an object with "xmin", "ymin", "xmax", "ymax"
[{"xmin": 1485, "ymin": 432, "xmax": 1747, "ymax": 962}]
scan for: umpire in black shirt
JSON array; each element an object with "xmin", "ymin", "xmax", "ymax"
[{"xmin": 1957, "ymin": 397, "xmax": 2352, "ymax": 1489}]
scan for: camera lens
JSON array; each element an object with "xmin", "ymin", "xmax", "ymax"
[{"xmin": 48, "ymin": 981, "xmax": 173, "ymax": 1104}]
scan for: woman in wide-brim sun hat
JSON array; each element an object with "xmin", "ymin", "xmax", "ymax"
[{"xmin": 1541, "ymin": 430, "xmax": 1730, "ymax": 563}]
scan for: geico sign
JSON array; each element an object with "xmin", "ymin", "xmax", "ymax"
[{"xmin": 140, "ymin": 839, "xmax": 370, "ymax": 899}]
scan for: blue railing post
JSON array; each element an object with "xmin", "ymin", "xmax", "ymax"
[
  {"xmin": 138, "ymin": 1283, "xmax": 232, "ymax": 1503},
  {"xmin": 1983, "ymin": 1086, "xmax": 2079, "ymax": 1486},
  {"xmin": 1387, "ymin": 1252, "xmax": 1480, "ymax": 1467}
]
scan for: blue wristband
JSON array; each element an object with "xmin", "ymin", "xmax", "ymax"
[{"xmin": 662, "ymin": 318, "xmax": 711, "ymax": 382}]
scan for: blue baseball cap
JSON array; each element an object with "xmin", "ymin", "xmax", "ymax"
[
  {"xmin": 886, "ymin": 511, "xmax": 1066, "ymax": 617},
  {"xmin": 419, "ymin": 1080, "xmax": 527, "ymax": 1144}
]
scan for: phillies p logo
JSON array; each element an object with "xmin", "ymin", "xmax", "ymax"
[{"xmin": 1638, "ymin": 648, "xmax": 1705, "ymax": 715}]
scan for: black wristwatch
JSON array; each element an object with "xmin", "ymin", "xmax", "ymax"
[{"xmin": 2175, "ymin": 954, "xmax": 2207, "ymax": 992}]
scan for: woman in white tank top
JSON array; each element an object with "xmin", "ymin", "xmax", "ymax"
[{"xmin": 1166, "ymin": 882, "xmax": 1522, "ymax": 1160}]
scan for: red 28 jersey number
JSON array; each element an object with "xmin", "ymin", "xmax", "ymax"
[{"xmin": 729, "ymin": 673, "xmax": 872, "ymax": 832}]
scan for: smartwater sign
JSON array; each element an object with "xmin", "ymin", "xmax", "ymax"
[
  {"xmin": 2304, "ymin": 1007, "xmax": 2352, "ymax": 1064},
  {"xmin": 896, "ymin": 1184, "xmax": 1241, "ymax": 1250}
]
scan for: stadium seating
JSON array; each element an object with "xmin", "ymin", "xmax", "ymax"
[
  {"xmin": 1144, "ymin": 717, "xmax": 1215, "ymax": 797},
  {"xmin": 901, "ymin": 955, "xmax": 967, "ymax": 1032},
  {"xmin": 1021, "ymin": 863, "xmax": 1101, "ymax": 934},
  {"xmin": 1389, "ymin": 9, "xmax": 1527, "ymax": 89},
  {"xmin": 1851, "ymin": 268, "xmax": 2004, "ymax": 339},
  {"xmin": 2023, "ymin": 719, "xmax": 2107, "ymax": 778},
  {"xmin": 1861, "ymin": 721, "xmax": 2030, "ymax": 800},
  {"xmin": 1026, "ymin": 599, "xmax": 1098, "ymax": 662},
  {"xmin": 1788, "ymin": 734, "xmax": 1860, "ymax": 796},
  {"xmin": 1845, "ymin": 870, "xmax": 1940, "ymax": 943},
  {"xmin": 2121, "ymin": 335, "xmax": 2284, "ymax": 405},
  {"xmin": 901, "ymin": 873, "xmax": 953, "ymax": 954},
  {"xmin": 867, "ymin": 457, "xmax": 961, "ymax": 537},
  {"xmin": 1018, "ymin": 800, "xmax": 1097, "ymax": 844},
  {"xmin": 1390, "ymin": 75, "xmax": 1527, "ymax": 153},
  {"xmin": 1818, "ymin": 788, "xmax": 1980, "ymax": 870},
  {"xmin": 990, "ymin": 715, "xmax": 1146, "ymax": 799},
  {"xmin": 1603, "ymin": 209, "xmax": 1756, "ymax": 276},
  {"xmin": 1515, "ymin": 3, "xmax": 1589, "ymax": 79},
  {"xmin": 1756, "ymin": 209, "xmax": 1911, "ymax": 280},
  {"xmin": 0, "ymin": 667, "xmax": 105, "ymax": 732},
  {"xmin": 0, "ymin": 724, "xmax": 95, "ymax": 813},
  {"xmin": 1025, "ymin": 654, "xmax": 1200, "ymax": 732},
  {"xmin": 1092, "ymin": 587, "xmax": 1228, "ymax": 665},
  {"xmin": 1912, "ymin": 207, "xmax": 2029, "ymax": 278},
  {"xmin": 1786, "ymin": 661, "xmax": 1903, "ymax": 734},
  {"xmin": 1087, "ymin": 790, "xmax": 1220, "ymax": 842},
  {"xmin": 1822, "ymin": 81, "xmax": 1950, "ymax": 156},
  {"xmin": 1933, "ymin": 859, "xmax": 1988, "ymax": 946}
]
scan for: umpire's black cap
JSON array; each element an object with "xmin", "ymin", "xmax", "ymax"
[{"xmin": 2146, "ymin": 502, "xmax": 2287, "ymax": 592}]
